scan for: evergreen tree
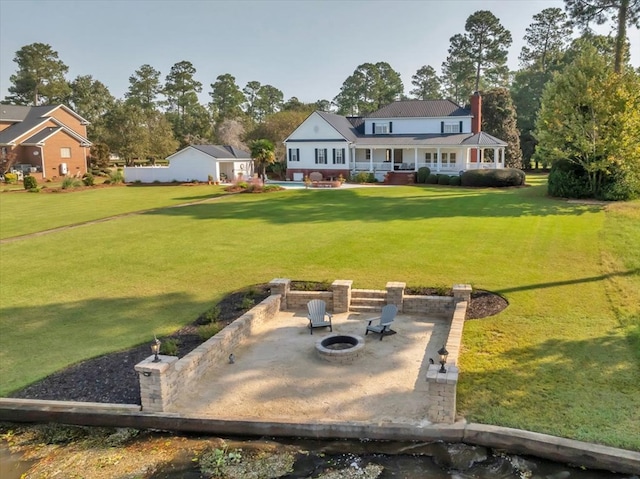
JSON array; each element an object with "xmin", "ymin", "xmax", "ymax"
[
  {"xmin": 441, "ymin": 42, "xmax": 476, "ymax": 105},
  {"xmin": 209, "ymin": 73, "xmax": 245, "ymax": 122},
  {"xmin": 243, "ymin": 81, "xmax": 262, "ymax": 122},
  {"xmin": 255, "ymin": 85, "xmax": 284, "ymax": 121},
  {"xmin": 481, "ymin": 88, "xmax": 522, "ymax": 168},
  {"xmin": 564, "ymin": 0, "xmax": 640, "ymax": 72},
  {"xmin": 69, "ymin": 75, "xmax": 115, "ymax": 142},
  {"xmin": 6, "ymin": 43, "xmax": 71, "ymax": 105},
  {"xmin": 163, "ymin": 61, "xmax": 205, "ymax": 144},
  {"xmin": 410, "ymin": 65, "xmax": 442, "ymax": 99},
  {"xmin": 125, "ymin": 64, "xmax": 162, "ymax": 110},
  {"xmin": 333, "ymin": 62, "xmax": 404, "ymax": 115},
  {"xmin": 445, "ymin": 11, "xmax": 512, "ymax": 93},
  {"xmin": 519, "ymin": 8, "xmax": 572, "ymax": 72}
]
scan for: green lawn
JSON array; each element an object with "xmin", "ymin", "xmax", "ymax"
[{"xmin": 0, "ymin": 180, "xmax": 638, "ymax": 449}]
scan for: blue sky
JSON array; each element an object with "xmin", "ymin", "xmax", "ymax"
[{"xmin": 1, "ymin": 0, "xmax": 638, "ymax": 104}]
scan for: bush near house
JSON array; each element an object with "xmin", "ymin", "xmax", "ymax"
[
  {"xmin": 449, "ymin": 175, "xmax": 462, "ymax": 186},
  {"xmin": 4, "ymin": 173, "xmax": 18, "ymax": 184},
  {"xmin": 548, "ymin": 159, "xmax": 591, "ymax": 199},
  {"xmin": 437, "ymin": 174, "xmax": 450, "ymax": 185},
  {"xmin": 426, "ymin": 174, "xmax": 438, "ymax": 184},
  {"xmin": 417, "ymin": 167, "xmax": 431, "ymax": 183},
  {"xmin": 461, "ymin": 168, "xmax": 525, "ymax": 187},
  {"xmin": 23, "ymin": 176, "xmax": 37, "ymax": 190}
]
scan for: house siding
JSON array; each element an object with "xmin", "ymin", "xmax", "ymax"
[
  {"xmin": 48, "ymin": 107, "xmax": 88, "ymax": 138},
  {"xmin": 364, "ymin": 117, "xmax": 472, "ymax": 135},
  {"xmin": 42, "ymin": 130, "xmax": 88, "ymax": 178}
]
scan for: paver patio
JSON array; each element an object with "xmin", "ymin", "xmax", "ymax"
[{"xmin": 169, "ymin": 310, "xmax": 450, "ymax": 425}]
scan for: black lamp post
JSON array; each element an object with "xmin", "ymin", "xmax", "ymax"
[
  {"xmin": 151, "ymin": 336, "xmax": 161, "ymax": 363},
  {"xmin": 438, "ymin": 345, "xmax": 449, "ymax": 373}
]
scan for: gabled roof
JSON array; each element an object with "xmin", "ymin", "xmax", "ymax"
[
  {"xmin": 461, "ymin": 132, "xmax": 507, "ymax": 147},
  {"xmin": 0, "ymin": 104, "xmax": 90, "ymax": 124},
  {"xmin": 170, "ymin": 145, "xmax": 252, "ymax": 160},
  {"xmin": 350, "ymin": 132, "xmax": 507, "ymax": 148},
  {"xmin": 21, "ymin": 127, "xmax": 63, "ymax": 145},
  {"xmin": 367, "ymin": 100, "xmax": 469, "ymax": 119},
  {"xmin": 315, "ymin": 111, "xmax": 359, "ymax": 141}
]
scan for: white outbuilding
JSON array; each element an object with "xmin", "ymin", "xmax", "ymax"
[{"xmin": 124, "ymin": 145, "xmax": 254, "ymax": 183}]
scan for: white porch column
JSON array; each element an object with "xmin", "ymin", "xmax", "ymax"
[
  {"xmin": 213, "ymin": 161, "xmax": 220, "ymax": 182},
  {"xmin": 494, "ymin": 148, "xmax": 498, "ymax": 169},
  {"xmin": 414, "ymin": 148, "xmax": 418, "ymax": 170},
  {"xmin": 436, "ymin": 147, "xmax": 441, "ymax": 172},
  {"xmin": 476, "ymin": 148, "xmax": 481, "ymax": 168},
  {"xmin": 369, "ymin": 148, "xmax": 373, "ymax": 172}
]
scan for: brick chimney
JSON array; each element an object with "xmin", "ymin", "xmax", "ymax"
[{"xmin": 470, "ymin": 92, "xmax": 481, "ymax": 134}]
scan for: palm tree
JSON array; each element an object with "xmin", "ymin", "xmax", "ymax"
[{"xmin": 250, "ymin": 139, "xmax": 275, "ymax": 181}]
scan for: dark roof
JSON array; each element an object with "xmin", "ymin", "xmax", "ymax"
[
  {"xmin": 315, "ymin": 111, "xmax": 360, "ymax": 141},
  {"xmin": 22, "ymin": 127, "xmax": 63, "ymax": 145},
  {"xmin": 367, "ymin": 100, "xmax": 469, "ymax": 119},
  {"xmin": 0, "ymin": 105, "xmax": 90, "ymax": 145},
  {"xmin": 191, "ymin": 145, "xmax": 251, "ymax": 159},
  {"xmin": 347, "ymin": 116, "xmax": 365, "ymax": 134},
  {"xmin": 353, "ymin": 132, "xmax": 507, "ymax": 147}
]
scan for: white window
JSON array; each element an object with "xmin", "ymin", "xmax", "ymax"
[
  {"xmin": 315, "ymin": 148, "xmax": 327, "ymax": 164},
  {"xmin": 365, "ymin": 149, "xmax": 371, "ymax": 160},
  {"xmin": 60, "ymin": 147, "xmax": 71, "ymax": 158},
  {"xmin": 449, "ymin": 152, "xmax": 457, "ymax": 164},
  {"xmin": 443, "ymin": 123, "xmax": 460, "ymax": 133},
  {"xmin": 441, "ymin": 153, "xmax": 448, "ymax": 161},
  {"xmin": 375, "ymin": 124, "xmax": 389, "ymax": 134},
  {"xmin": 424, "ymin": 152, "xmax": 431, "ymax": 161},
  {"xmin": 333, "ymin": 148, "xmax": 345, "ymax": 164},
  {"xmin": 289, "ymin": 148, "xmax": 299, "ymax": 162}
]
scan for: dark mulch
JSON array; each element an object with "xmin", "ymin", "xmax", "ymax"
[{"xmin": 10, "ymin": 283, "xmax": 506, "ymax": 405}]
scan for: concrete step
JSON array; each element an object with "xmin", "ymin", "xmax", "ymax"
[
  {"xmin": 349, "ymin": 305, "xmax": 383, "ymax": 313},
  {"xmin": 350, "ymin": 297, "xmax": 386, "ymax": 306},
  {"xmin": 351, "ymin": 289, "xmax": 386, "ymax": 299}
]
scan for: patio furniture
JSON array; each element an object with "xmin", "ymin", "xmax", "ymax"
[
  {"xmin": 307, "ymin": 299, "xmax": 333, "ymax": 335},
  {"xmin": 365, "ymin": 304, "xmax": 397, "ymax": 340}
]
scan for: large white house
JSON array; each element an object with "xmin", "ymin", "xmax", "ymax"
[{"xmin": 284, "ymin": 93, "xmax": 507, "ymax": 183}]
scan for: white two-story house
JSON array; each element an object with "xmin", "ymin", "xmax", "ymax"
[{"xmin": 284, "ymin": 93, "xmax": 507, "ymax": 183}]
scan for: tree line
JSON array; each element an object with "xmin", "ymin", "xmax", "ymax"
[{"xmin": 2, "ymin": 1, "xmax": 639, "ymax": 198}]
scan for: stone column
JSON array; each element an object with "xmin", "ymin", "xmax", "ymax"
[
  {"xmin": 332, "ymin": 279, "xmax": 352, "ymax": 313},
  {"xmin": 135, "ymin": 355, "xmax": 179, "ymax": 413},
  {"xmin": 386, "ymin": 281, "xmax": 405, "ymax": 313},
  {"xmin": 426, "ymin": 363, "xmax": 458, "ymax": 423},
  {"xmin": 452, "ymin": 284, "xmax": 472, "ymax": 303},
  {"xmin": 269, "ymin": 278, "xmax": 291, "ymax": 310}
]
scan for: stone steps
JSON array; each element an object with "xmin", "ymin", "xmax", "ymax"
[{"xmin": 350, "ymin": 289, "xmax": 387, "ymax": 312}]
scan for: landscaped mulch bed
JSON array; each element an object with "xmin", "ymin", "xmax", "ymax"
[{"xmin": 10, "ymin": 283, "xmax": 506, "ymax": 405}]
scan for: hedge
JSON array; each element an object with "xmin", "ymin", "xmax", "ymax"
[{"xmin": 461, "ymin": 168, "xmax": 526, "ymax": 187}]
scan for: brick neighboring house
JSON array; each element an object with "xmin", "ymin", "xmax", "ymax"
[{"xmin": 0, "ymin": 104, "xmax": 91, "ymax": 181}]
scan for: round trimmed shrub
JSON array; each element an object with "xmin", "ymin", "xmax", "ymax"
[
  {"xmin": 461, "ymin": 168, "xmax": 526, "ymax": 187},
  {"xmin": 426, "ymin": 174, "xmax": 438, "ymax": 184},
  {"xmin": 437, "ymin": 174, "xmax": 450, "ymax": 185},
  {"xmin": 23, "ymin": 175, "xmax": 38, "ymax": 190},
  {"xmin": 417, "ymin": 167, "xmax": 431, "ymax": 183},
  {"xmin": 547, "ymin": 160, "xmax": 591, "ymax": 198},
  {"xmin": 449, "ymin": 175, "xmax": 461, "ymax": 186}
]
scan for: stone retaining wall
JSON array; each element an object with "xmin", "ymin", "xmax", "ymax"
[{"xmin": 135, "ymin": 294, "xmax": 281, "ymax": 413}]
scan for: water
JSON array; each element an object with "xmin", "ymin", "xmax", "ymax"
[{"xmin": 0, "ymin": 444, "xmax": 34, "ymax": 479}]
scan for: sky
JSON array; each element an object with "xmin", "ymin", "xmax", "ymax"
[{"xmin": 1, "ymin": 0, "xmax": 639, "ymax": 105}]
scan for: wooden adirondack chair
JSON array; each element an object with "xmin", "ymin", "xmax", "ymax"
[
  {"xmin": 307, "ymin": 299, "xmax": 332, "ymax": 335},
  {"xmin": 365, "ymin": 304, "xmax": 397, "ymax": 340}
]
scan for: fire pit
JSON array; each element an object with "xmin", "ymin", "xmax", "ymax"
[{"xmin": 315, "ymin": 334, "xmax": 365, "ymax": 363}]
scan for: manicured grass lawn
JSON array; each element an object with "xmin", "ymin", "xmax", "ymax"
[
  {"xmin": 0, "ymin": 180, "xmax": 638, "ymax": 449},
  {"xmin": 0, "ymin": 184, "xmax": 226, "ymax": 238}
]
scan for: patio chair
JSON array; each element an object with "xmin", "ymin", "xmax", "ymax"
[
  {"xmin": 307, "ymin": 299, "xmax": 333, "ymax": 335},
  {"xmin": 365, "ymin": 304, "xmax": 397, "ymax": 340}
]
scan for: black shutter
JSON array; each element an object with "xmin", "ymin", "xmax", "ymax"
[
  {"xmin": 332, "ymin": 148, "xmax": 336, "ymax": 164},
  {"xmin": 288, "ymin": 149, "xmax": 291, "ymax": 162},
  {"xmin": 459, "ymin": 121, "xmax": 463, "ymax": 132},
  {"xmin": 342, "ymin": 148, "xmax": 345, "ymax": 164},
  {"xmin": 441, "ymin": 121, "xmax": 444, "ymax": 133},
  {"xmin": 296, "ymin": 148, "xmax": 299, "ymax": 161},
  {"xmin": 372, "ymin": 122, "xmax": 376, "ymax": 134},
  {"xmin": 315, "ymin": 148, "xmax": 318, "ymax": 164},
  {"xmin": 389, "ymin": 122, "xmax": 393, "ymax": 133},
  {"xmin": 324, "ymin": 149, "xmax": 327, "ymax": 164}
]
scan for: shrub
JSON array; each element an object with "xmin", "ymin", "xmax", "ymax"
[
  {"xmin": 437, "ymin": 174, "xmax": 450, "ymax": 185},
  {"xmin": 461, "ymin": 168, "xmax": 526, "ymax": 187},
  {"xmin": 449, "ymin": 175, "xmax": 462, "ymax": 186},
  {"xmin": 599, "ymin": 168, "xmax": 640, "ymax": 201},
  {"xmin": 160, "ymin": 338, "xmax": 180, "ymax": 356},
  {"xmin": 82, "ymin": 173, "xmax": 95, "ymax": 186},
  {"xmin": 199, "ymin": 306, "xmax": 221, "ymax": 324},
  {"xmin": 426, "ymin": 174, "xmax": 438, "ymax": 184},
  {"xmin": 200, "ymin": 447, "xmax": 242, "ymax": 477},
  {"xmin": 262, "ymin": 184, "xmax": 284, "ymax": 192},
  {"xmin": 61, "ymin": 177, "xmax": 82, "ymax": 189},
  {"xmin": 417, "ymin": 167, "xmax": 431, "ymax": 183},
  {"xmin": 4, "ymin": 173, "xmax": 18, "ymax": 184},
  {"xmin": 240, "ymin": 296, "xmax": 255, "ymax": 310},
  {"xmin": 23, "ymin": 175, "xmax": 37, "ymax": 190},
  {"xmin": 547, "ymin": 160, "xmax": 591, "ymax": 198},
  {"xmin": 351, "ymin": 171, "xmax": 370, "ymax": 183},
  {"xmin": 109, "ymin": 170, "xmax": 124, "ymax": 184},
  {"xmin": 198, "ymin": 322, "xmax": 222, "ymax": 340}
]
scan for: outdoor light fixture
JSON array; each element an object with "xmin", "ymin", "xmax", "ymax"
[
  {"xmin": 438, "ymin": 345, "xmax": 449, "ymax": 373},
  {"xmin": 151, "ymin": 336, "xmax": 161, "ymax": 362}
]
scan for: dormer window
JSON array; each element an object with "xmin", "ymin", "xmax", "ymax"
[
  {"xmin": 375, "ymin": 124, "xmax": 389, "ymax": 134},
  {"xmin": 443, "ymin": 123, "xmax": 460, "ymax": 134},
  {"xmin": 372, "ymin": 121, "xmax": 392, "ymax": 134}
]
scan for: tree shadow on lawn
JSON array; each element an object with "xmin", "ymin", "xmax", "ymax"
[
  {"xmin": 458, "ymin": 333, "xmax": 640, "ymax": 448},
  {"xmin": 142, "ymin": 188, "xmax": 603, "ymax": 225}
]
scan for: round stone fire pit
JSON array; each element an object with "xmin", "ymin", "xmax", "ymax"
[{"xmin": 315, "ymin": 334, "xmax": 365, "ymax": 363}]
